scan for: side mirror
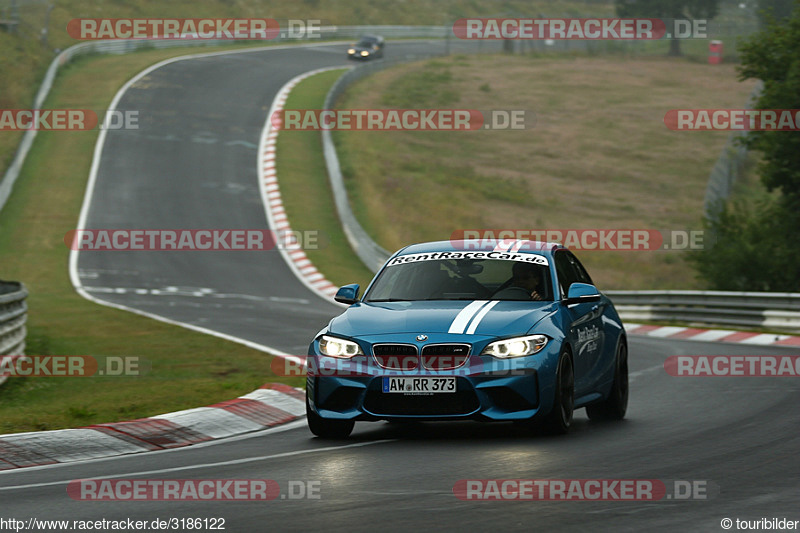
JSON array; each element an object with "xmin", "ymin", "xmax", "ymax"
[
  {"xmin": 565, "ymin": 283, "xmax": 601, "ymax": 305},
  {"xmin": 334, "ymin": 284, "xmax": 360, "ymax": 305}
]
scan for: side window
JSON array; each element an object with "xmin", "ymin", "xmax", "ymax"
[
  {"xmin": 566, "ymin": 252, "xmax": 594, "ymax": 286},
  {"xmin": 554, "ymin": 251, "xmax": 580, "ymax": 299}
]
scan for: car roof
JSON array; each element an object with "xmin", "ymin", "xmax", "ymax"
[{"xmin": 395, "ymin": 239, "xmax": 563, "ymax": 257}]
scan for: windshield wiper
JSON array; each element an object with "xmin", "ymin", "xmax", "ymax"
[{"xmin": 365, "ymin": 298, "xmax": 415, "ymax": 302}]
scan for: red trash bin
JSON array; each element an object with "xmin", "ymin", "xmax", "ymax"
[{"xmin": 709, "ymin": 40, "xmax": 723, "ymax": 64}]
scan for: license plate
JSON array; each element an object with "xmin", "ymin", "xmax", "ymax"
[{"xmin": 382, "ymin": 377, "xmax": 456, "ymax": 394}]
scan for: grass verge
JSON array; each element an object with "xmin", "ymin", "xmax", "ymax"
[
  {"xmin": 0, "ymin": 45, "xmax": 303, "ymax": 435},
  {"xmin": 331, "ymin": 54, "xmax": 757, "ymax": 290}
]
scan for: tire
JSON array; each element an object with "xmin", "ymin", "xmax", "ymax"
[
  {"xmin": 306, "ymin": 391, "xmax": 355, "ymax": 439},
  {"xmin": 541, "ymin": 349, "xmax": 574, "ymax": 435},
  {"xmin": 586, "ymin": 339, "xmax": 628, "ymax": 421}
]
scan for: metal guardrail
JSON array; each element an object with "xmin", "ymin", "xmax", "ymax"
[
  {"xmin": 322, "ymin": 55, "xmax": 448, "ymax": 272},
  {"xmin": 703, "ymin": 80, "xmax": 763, "ymax": 218},
  {"xmin": 0, "ymin": 281, "xmax": 28, "ymax": 387},
  {"xmin": 605, "ymin": 290, "xmax": 800, "ymax": 333},
  {"xmin": 322, "ymin": 41, "xmax": 508, "ymax": 272}
]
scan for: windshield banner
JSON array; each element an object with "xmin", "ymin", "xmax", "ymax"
[{"xmin": 387, "ymin": 251, "xmax": 549, "ymax": 267}]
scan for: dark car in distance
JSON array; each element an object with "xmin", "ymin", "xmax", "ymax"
[{"xmin": 347, "ymin": 35, "xmax": 385, "ymax": 60}]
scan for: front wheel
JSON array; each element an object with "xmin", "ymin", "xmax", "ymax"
[
  {"xmin": 586, "ymin": 340, "xmax": 628, "ymax": 421},
  {"xmin": 306, "ymin": 392, "xmax": 355, "ymax": 438},
  {"xmin": 541, "ymin": 349, "xmax": 574, "ymax": 434}
]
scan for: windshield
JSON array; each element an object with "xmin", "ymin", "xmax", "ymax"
[
  {"xmin": 364, "ymin": 258, "xmax": 553, "ymax": 302},
  {"xmin": 356, "ymin": 38, "xmax": 378, "ymax": 47}
]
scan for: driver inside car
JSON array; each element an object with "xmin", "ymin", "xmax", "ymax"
[{"xmin": 492, "ymin": 262, "xmax": 546, "ymax": 301}]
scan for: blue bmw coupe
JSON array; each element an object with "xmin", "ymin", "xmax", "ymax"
[{"xmin": 306, "ymin": 239, "xmax": 628, "ymax": 438}]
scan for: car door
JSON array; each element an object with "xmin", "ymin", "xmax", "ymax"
[{"xmin": 555, "ymin": 250, "xmax": 605, "ymax": 396}]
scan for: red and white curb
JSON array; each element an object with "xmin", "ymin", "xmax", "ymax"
[
  {"xmin": 626, "ymin": 323, "xmax": 800, "ymax": 347},
  {"xmin": 0, "ymin": 383, "xmax": 304, "ymax": 470},
  {"xmin": 258, "ymin": 66, "xmax": 352, "ymax": 303}
]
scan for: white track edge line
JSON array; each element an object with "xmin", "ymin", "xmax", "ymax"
[{"xmin": 67, "ymin": 43, "xmax": 352, "ymax": 360}]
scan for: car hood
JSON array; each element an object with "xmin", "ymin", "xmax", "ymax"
[{"xmin": 329, "ymin": 300, "xmax": 557, "ymax": 338}]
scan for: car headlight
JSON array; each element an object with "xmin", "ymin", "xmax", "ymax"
[
  {"xmin": 319, "ymin": 335, "xmax": 363, "ymax": 358},
  {"xmin": 361, "ymin": 50, "xmax": 369, "ymax": 56},
  {"xmin": 481, "ymin": 335, "xmax": 548, "ymax": 358},
  {"xmin": 347, "ymin": 48, "xmax": 355, "ymax": 54}
]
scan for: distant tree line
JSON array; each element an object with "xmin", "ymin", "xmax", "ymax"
[{"xmin": 688, "ymin": 0, "xmax": 800, "ymax": 291}]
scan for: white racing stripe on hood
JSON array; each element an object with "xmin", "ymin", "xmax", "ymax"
[
  {"xmin": 448, "ymin": 300, "xmax": 489, "ymax": 334},
  {"xmin": 465, "ymin": 300, "xmax": 500, "ymax": 334},
  {"xmin": 509, "ymin": 240, "xmax": 526, "ymax": 252},
  {"xmin": 493, "ymin": 239, "xmax": 515, "ymax": 252}
]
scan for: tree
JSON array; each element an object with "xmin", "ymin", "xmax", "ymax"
[
  {"xmin": 615, "ymin": 0, "xmax": 719, "ymax": 55},
  {"xmin": 688, "ymin": 2, "xmax": 800, "ymax": 291},
  {"xmin": 687, "ymin": 196, "xmax": 800, "ymax": 291},
  {"xmin": 738, "ymin": 1, "xmax": 800, "ymax": 207},
  {"xmin": 757, "ymin": 0, "xmax": 796, "ymax": 27}
]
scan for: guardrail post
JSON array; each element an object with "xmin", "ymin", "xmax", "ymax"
[{"xmin": 0, "ymin": 280, "xmax": 28, "ymax": 387}]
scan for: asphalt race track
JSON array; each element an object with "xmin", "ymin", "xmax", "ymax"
[
  {"xmin": 70, "ymin": 40, "xmax": 489, "ymax": 354},
  {"xmin": 4, "ymin": 41, "xmax": 799, "ymax": 531},
  {"xmin": 3, "ymin": 338, "xmax": 799, "ymax": 531},
  {"xmin": 74, "ymin": 43, "xmax": 353, "ymax": 354}
]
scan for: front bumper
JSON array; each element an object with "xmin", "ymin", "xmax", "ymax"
[{"xmin": 307, "ymin": 335, "xmax": 560, "ymax": 422}]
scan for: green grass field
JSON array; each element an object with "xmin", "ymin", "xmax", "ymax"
[{"xmin": 331, "ymin": 54, "xmax": 757, "ymax": 290}]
